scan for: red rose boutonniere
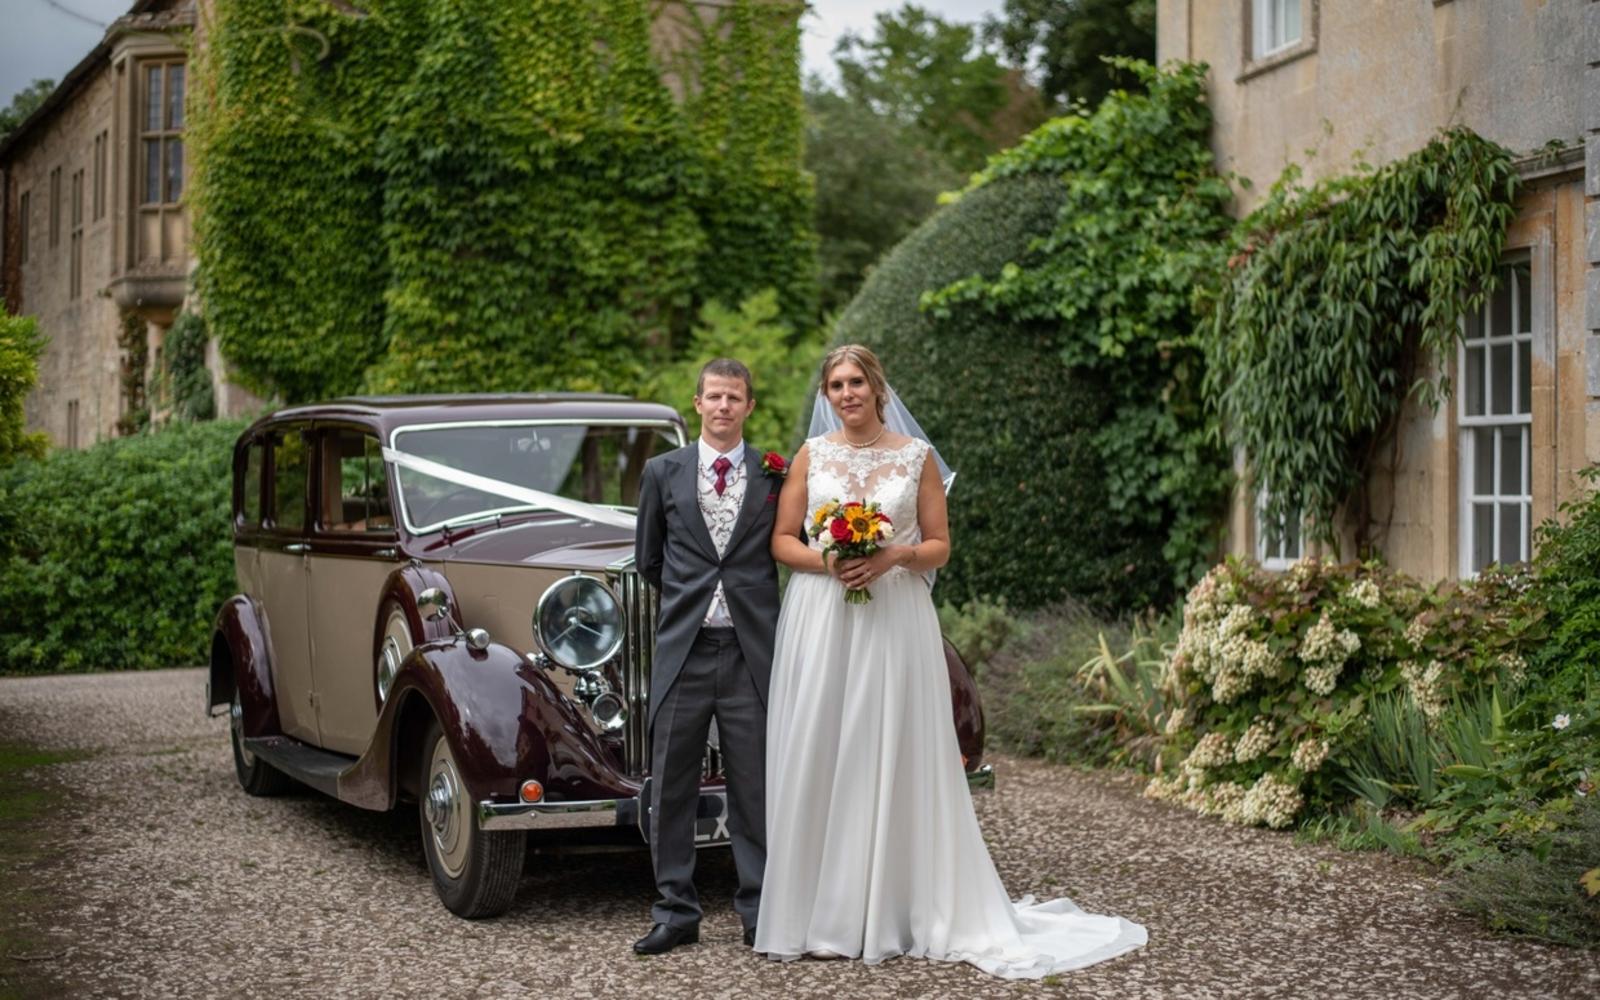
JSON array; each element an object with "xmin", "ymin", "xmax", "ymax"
[{"xmin": 761, "ymin": 450, "xmax": 788, "ymax": 478}]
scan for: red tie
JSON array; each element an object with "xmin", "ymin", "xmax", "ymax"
[{"xmin": 712, "ymin": 456, "xmax": 732, "ymax": 496}]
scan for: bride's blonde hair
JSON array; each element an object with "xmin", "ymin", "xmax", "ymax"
[{"xmin": 819, "ymin": 344, "xmax": 889, "ymax": 424}]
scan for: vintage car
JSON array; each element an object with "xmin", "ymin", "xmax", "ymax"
[{"xmin": 207, "ymin": 394, "xmax": 989, "ymax": 919}]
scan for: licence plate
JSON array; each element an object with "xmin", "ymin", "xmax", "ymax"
[{"xmin": 693, "ymin": 791, "xmax": 730, "ymax": 848}]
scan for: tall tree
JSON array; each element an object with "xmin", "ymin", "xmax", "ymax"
[
  {"xmin": 0, "ymin": 79, "xmax": 55, "ymax": 143},
  {"xmin": 809, "ymin": 4, "xmax": 1049, "ymax": 315},
  {"xmin": 984, "ymin": 0, "xmax": 1156, "ymax": 109}
]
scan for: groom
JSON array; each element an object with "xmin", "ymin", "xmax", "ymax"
[{"xmin": 632, "ymin": 358, "xmax": 782, "ymax": 954}]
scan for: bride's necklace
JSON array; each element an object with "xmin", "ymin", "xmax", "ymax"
[{"xmin": 843, "ymin": 425, "xmax": 886, "ymax": 449}]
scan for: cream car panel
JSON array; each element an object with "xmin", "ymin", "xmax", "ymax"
[
  {"xmin": 257, "ymin": 549, "xmax": 320, "ymax": 744},
  {"xmin": 439, "ymin": 561, "xmax": 580, "ymax": 700},
  {"xmin": 308, "ymin": 553, "xmax": 397, "ymax": 756}
]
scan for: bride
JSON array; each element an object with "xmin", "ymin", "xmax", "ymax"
[{"xmin": 753, "ymin": 344, "xmax": 1147, "ymax": 978}]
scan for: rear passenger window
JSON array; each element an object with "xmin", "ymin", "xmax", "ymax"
[
  {"xmin": 320, "ymin": 429, "xmax": 394, "ymax": 533},
  {"xmin": 241, "ymin": 439, "xmax": 263, "ymax": 526},
  {"xmin": 270, "ymin": 428, "xmax": 309, "ymax": 531}
]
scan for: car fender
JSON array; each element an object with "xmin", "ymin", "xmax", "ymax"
[
  {"xmin": 376, "ymin": 561, "xmax": 459, "ymax": 650},
  {"xmin": 207, "ymin": 595, "xmax": 281, "ymax": 739},
  {"xmin": 945, "ymin": 637, "xmax": 986, "ymax": 772},
  {"xmin": 338, "ymin": 638, "xmax": 633, "ymax": 811}
]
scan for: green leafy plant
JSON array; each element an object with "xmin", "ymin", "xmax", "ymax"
[
  {"xmin": 925, "ymin": 59, "xmax": 1235, "ymax": 598},
  {"xmin": 192, "ymin": 0, "xmax": 814, "ymax": 403},
  {"xmin": 937, "ymin": 597, "xmax": 1026, "ymax": 678},
  {"xmin": 1199, "ymin": 128, "xmax": 1519, "ymax": 554},
  {"xmin": 1441, "ymin": 797, "xmax": 1600, "ymax": 949},
  {"xmin": 0, "ymin": 309, "xmax": 48, "ymax": 468},
  {"xmin": 160, "ymin": 310, "xmax": 216, "ymax": 423},
  {"xmin": 0, "ymin": 420, "xmax": 245, "ymax": 673},
  {"xmin": 644, "ymin": 290, "xmax": 824, "ymax": 454}
]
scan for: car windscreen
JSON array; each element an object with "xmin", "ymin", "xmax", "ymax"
[{"xmin": 391, "ymin": 422, "xmax": 682, "ymax": 532}]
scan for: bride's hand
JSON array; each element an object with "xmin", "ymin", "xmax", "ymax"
[{"xmin": 834, "ymin": 547, "xmax": 905, "ymax": 589}]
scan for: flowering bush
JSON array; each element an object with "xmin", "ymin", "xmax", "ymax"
[{"xmin": 1146, "ymin": 557, "xmax": 1540, "ymax": 829}]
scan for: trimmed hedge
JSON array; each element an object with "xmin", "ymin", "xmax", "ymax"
[
  {"xmin": 829, "ymin": 174, "xmax": 1162, "ymax": 613},
  {"xmin": 0, "ymin": 421, "xmax": 244, "ymax": 672}
]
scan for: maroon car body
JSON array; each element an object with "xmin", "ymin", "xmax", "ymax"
[{"xmin": 207, "ymin": 394, "xmax": 988, "ymax": 918}]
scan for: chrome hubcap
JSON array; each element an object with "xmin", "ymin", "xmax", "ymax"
[{"xmin": 425, "ymin": 738, "xmax": 469, "ymax": 879}]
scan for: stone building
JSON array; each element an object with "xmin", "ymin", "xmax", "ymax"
[
  {"xmin": 0, "ymin": 0, "xmax": 250, "ymax": 449},
  {"xmin": 0, "ymin": 0, "xmax": 798, "ymax": 451},
  {"xmin": 1158, "ymin": 0, "xmax": 1600, "ymax": 581}
]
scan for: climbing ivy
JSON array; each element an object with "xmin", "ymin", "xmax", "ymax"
[
  {"xmin": 191, "ymin": 0, "xmax": 814, "ymax": 403},
  {"xmin": 161, "ymin": 310, "xmax": 216, "ymax": 422},
  {"xmin": 924, "ymin": 60, "xmax": 1235, "ymax": 592},
  {"xmin": 1198, "ymin": 128, "xmax": 1519, "ymax": 553},
  {"xmin": 115, "ymin": 312, "xmax": 149, "ymax": 437}
]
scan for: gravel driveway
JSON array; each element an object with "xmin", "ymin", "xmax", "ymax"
[{"xmin": 1, "ymin": 668, "xmax": 1596, "ymax": 999}]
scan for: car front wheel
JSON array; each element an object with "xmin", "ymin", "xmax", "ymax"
[
  {"xmin": 418, "ymin": 719, "xmax": 526, "ymax": 918},
  {"xmin": 230, "ymin": 690, "xmax": 292, "ymax": 796}
]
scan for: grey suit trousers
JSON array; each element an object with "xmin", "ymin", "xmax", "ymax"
[{"xmin": 649, "ymin": 627, "xmax": 767, "ymax": 931}]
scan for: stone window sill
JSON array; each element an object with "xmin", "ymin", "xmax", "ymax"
[{"xmin": 1237, "ymin": 38, "xmax": 1316, "ymax": 83}]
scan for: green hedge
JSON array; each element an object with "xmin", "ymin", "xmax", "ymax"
[
  {"xmin": 0, "ymin": 421, "xmax": 244, "ymax": 672},
  {"xmin": 829, "ymin": 174, "xmax": 1162, "ymax": 613}
]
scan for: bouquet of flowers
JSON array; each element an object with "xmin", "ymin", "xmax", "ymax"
[{"xmin": 809, "ymin": 499, "xmax": 894, "ymax": 604}]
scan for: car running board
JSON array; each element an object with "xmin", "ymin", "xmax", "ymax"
[{"xmin": 243, "ymin": 735, "xmax": 358, "ymax": 799}]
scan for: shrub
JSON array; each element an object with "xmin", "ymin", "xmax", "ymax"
[
  {"xmin": 1145, "ymin": 558, "xmax": 1539, "ymax": 829},
  {"xmin": 829, "ymin": 172, "xmax": 1155, "ymax": 613},
  {"xmin": 160, "ymin": 310, "xmax": 216, "ymax": 423},
  {"xmin": 1441, "ymin": 797, "xmax": 1600, "ymax": 949},
  {"xmin": 979, "ymin": 600, "xmax": 1176, "ymax": 768},
  {"xmin": 0, "ymin": 309, "xmax": 47, "ymax": 468},
  {"xmin": 937, "ymin": 596, "xmax": 1026, "ymax": 679},
  {"xmin": 0, "ymin": 421, "xmax": 244, "ymax": 672}
]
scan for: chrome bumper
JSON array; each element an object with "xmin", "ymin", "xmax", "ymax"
[
  {"xmin": 478, "ymin": 797, "xmax": 625, "ymax": 832},
  {"xmin": 480, "ymin": 766, "xmax": 995, "ymax": 832}
]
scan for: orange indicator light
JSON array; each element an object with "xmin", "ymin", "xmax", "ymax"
[{"xmin": 520, "ymin": 780, "xmax": 544, "ymax": 803}]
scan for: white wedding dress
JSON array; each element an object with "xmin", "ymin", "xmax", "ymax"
[{"xmin": 755, "ymin": 435, "xmax": 1148, "ymax": 978}]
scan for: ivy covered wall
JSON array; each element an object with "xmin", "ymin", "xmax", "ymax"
[{"xmin": 192, "ymin": 0, "xmax": 814, "ymax": 403}]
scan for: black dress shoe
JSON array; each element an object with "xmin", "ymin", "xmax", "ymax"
[
  {"xmin": 633, "ymin": 922, "xmax": 699, "ymax": 955},
  {"xmin": 744, "ymin": 926, "xmax": 757, "ymax": 948}
]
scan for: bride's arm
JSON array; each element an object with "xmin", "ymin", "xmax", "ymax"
[{"xmin": 771, "ymin": 444, "xmax": 834, "ymax": 575}]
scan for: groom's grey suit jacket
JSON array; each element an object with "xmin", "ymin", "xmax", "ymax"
[{"xmin": 633, "ymin": 444, "xmax": 782, "ymax": 728}]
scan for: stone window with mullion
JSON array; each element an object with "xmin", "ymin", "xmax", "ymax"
[
  {"xmin": 70, "ymin": 169, "xmax": 84, "ymax": 298},
  {"xmin": 140, "ymin": 61, "xmax": 185, "ymax": 206},
  {"xmin": 1458, "ymin": 259, "xmax": 1533, "ymax": 577}
]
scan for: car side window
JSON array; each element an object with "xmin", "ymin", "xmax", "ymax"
[
  {"xmin": 320, "ymin": 429, "xmax": 394, "ymax": 533},
  {"xmin": 270, "ymin": 427, "xmax": 309, "ymax": 532},
  {"xmin": 241, "ymin": 438, "xmax": 264, "ymax": 527}
]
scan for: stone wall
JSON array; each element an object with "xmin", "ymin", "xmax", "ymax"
[{"xmin": 1160, "ymin": 0, "xmax": 1600, "ymax": 578}]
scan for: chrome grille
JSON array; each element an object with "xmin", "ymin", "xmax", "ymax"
[{"xmin": 611, "ymin": 562, "xmax": 656, "ymax": 776}]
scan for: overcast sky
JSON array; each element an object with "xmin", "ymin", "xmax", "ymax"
[{"xmin": 1, "ymin": 0, "xmax": 1010, "ymax": 108}]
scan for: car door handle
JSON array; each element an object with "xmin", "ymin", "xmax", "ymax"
[{"xmin": 284, "ymin": 543, "xmax": 310, "ymax": 554}]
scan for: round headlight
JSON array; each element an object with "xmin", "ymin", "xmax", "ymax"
[{"xmin": 534, "ymin": 575, "xmax": 624, "ymax": 672}]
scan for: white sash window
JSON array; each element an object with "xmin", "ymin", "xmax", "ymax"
[
  {"xmin": 1459, "ymin": 260, "xmax": 1533, "ymax": 576},
  {"xmin": 1252, "ymin": 0, "xmax": 1303, "ymax": 58}
]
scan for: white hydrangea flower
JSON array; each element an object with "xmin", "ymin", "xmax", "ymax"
[
  {"xmin": 1208, "ymin": 782, "xmax": 1249, "ymax": 823},
  {"xmin": 1241, "ymin": 772, "xmax": 1304, "ymax": 829},
  {"xmin": 1291, "ymin": 738, "xmax": 1329, "ymax": 773},
  {"xmin": 1404, "ymin": 613, "xmax": 1430, "ymax": 649},
  {"xmin": 1219, "ymin": 604, "xmax": 1256, "ymax": 639},
  {"xmin": 1303, "ymin": 662, "xmax": 1341, "ymax": 696},
  {"xmin": 1234, "ymin": 719, "xmax": 1275, "ymax": 763},
  {"xmin": 1349, "ymin": 578, "xmax": 1381, "ymax": 609},
  {"xmin": 1164, "ymin": 706, "xmax": 1189, "ymax": 735},
  {"xmin": 1497, "ymin": 652, "xmax": 1528, "ymax": 686},
  {"xmin": 1402, "ymin": 659, "xmax": 1449, "ymax": 721},
  {"xmin": 1288, "ymin": 556, "xmax": 1320, "ymax": 586},
  {"xmin": 1185, "ymin": 731, "xmax": 1234, "ymax": 769}
]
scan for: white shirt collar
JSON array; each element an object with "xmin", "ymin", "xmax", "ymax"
[{"xmin": 697, "ymin": 437, "xmax": 745, "ymax": 469}]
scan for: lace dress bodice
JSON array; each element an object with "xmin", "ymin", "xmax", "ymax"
[{"xmin": 805, "ymin": 435, "xmax": 929, "ymax": 583}]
